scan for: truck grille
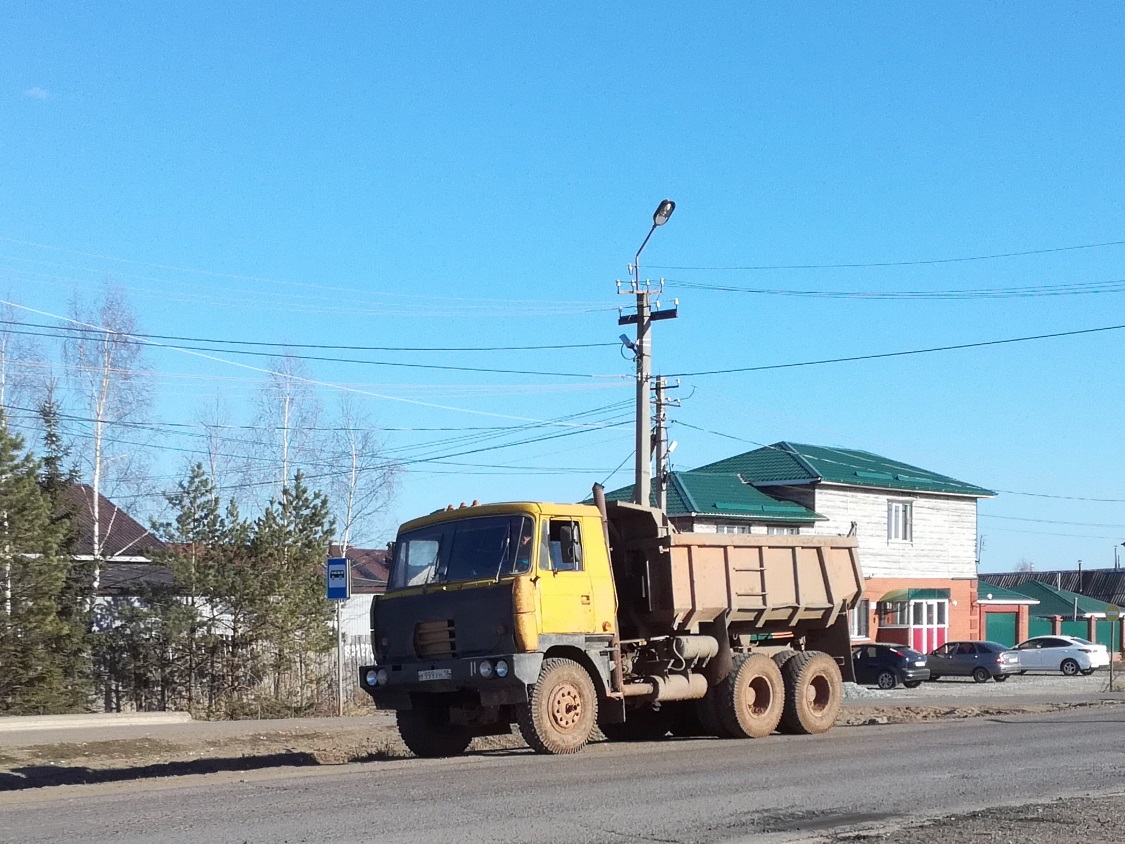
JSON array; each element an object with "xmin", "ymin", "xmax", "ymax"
[{"xmin": 414, "ymin": 620, "xmax": 456, "ymax": 658}]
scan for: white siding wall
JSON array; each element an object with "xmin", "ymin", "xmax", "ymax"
[{"xmin": 806, "ymin": 485, "xmax": 978, "ymax": 579}]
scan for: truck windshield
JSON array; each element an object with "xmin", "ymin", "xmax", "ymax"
[{"xmin": 389, "ymin": 514, "xmax": 534, "ymax": 590}]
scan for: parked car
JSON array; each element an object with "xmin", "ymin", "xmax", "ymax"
[
  {"xmin": 1012, "ymin": 635, "xmax": 1109, "ymax": 676},
  {"xmin": 851, "ymin": 643, "xmax": 930, "ymax": 689},
  {"xmin": 927, "ymin": 640, "xmax": 1021, "ymax": 683}
]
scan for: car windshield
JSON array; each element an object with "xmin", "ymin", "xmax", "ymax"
[
  {"xmin": 388, "ymin": 514, "xmax": 535, "ymax": 590},
  {"xmin": 1071, "ymin": 637, "xmax": 1095, "ymax": 646}
]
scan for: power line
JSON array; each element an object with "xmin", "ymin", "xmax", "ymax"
[
  {"xmin": 667, "ymin": 277, "xmax": 1125, "ymax": 299},
  {"xmin": 0, "ymin": 318, "xmax": 615, "ymax": 353},
  {"xmin": 0, "ymin": 326, "xmax": 623, "ymax": 380},
  {"xmin": 668, "ymin": 323, "xmax": 1125, "ymax": 377},
  {"xmin": 649, "ymin": 237, "xmax": 1125, "ymax": 271}
]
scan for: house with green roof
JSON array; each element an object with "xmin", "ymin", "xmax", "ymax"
[{"xmin": 606, "ymin": 441, "xmax": 996, "ymax": 650}]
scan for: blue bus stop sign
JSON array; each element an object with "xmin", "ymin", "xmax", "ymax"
[{"xmin": 326, "ymin": 557, "xmax": 350, "ymax": 601}]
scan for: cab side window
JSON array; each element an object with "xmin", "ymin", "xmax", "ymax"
[{"xmin": 545, "ymin": 520, "xmax": 583, "ymax": 572}]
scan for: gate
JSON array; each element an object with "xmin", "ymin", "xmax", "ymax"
[{"xmin": 985, "ymin": 612, "xmax": 1017, "ymax": 646}]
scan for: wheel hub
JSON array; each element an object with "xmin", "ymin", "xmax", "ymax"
[{"xmin": 549, "ymin": 682, "xmax": 583, "ymax": 730}]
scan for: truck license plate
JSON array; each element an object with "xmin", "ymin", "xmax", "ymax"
[{"xmin": 418, "ymin": 669, "xmax": 451, "ymax": 682}]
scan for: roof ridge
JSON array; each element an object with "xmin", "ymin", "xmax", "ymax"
[
  {"xmin": 777, "ymin": 442, "xmax": 822, "ymax": 481},
  {"xmin": 669, "ymin": 471, "xmax": 702, "ymax": 513}
]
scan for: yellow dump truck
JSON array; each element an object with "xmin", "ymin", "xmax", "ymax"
[{"xmin": 359, "ymin": 489, "xmax": 863, "ymax": 756}]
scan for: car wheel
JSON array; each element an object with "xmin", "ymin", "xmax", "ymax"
[
  {"xmin": 903, "ymin": 680, "xmax": 922, "ymax": 689},
  {"xmin": 1060, "ymin": 659, "xmax": 1080, "ymax": 676},
  {"xmin": 875, "ymin": 670, "xmax": 897, "ymax": 690},
  {"xmin": 1080, "ymin": 668, "xmax": 1095, "ymax": 676},
  {"xmin": 971, "ymin": 667, "xmax": 990, "ymax": 683},
  {"xmin": 993, "ymin": 674, "xmax": 1009, "ymax": 682}
]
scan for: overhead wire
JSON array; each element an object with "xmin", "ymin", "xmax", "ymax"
[
  {"xmin": 667, "ymin": 277, "xmax": 1125, "ymax": 299},
  {"xmin": 0, "ymin": 318, "xmax": 616, "ymax": 353},
  {"xmin": 667, "ymin": 323, "xmax": 1125, "ymax": 377},
  {"xmin": 648, "ymin": 237, "xmax": 1125, "ymax": 271},
  {"xmin": 0, "ymin": 326, "xmax": 623, "ymax": 379}
]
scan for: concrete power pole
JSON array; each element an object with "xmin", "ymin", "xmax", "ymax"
[{"xmin": 618, "ymin": 200, "xmax": 677, "ymax": 507}]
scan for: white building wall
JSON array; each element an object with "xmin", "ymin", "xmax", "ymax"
[{"xmin": 806, "ymin": 485, "xmax": 978, "ymax": 580}]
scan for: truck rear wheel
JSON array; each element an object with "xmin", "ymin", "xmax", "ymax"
[
  {"xmin": 779, "ymin": 650, "xmax": 843, "ymax": 735},
  {"xmin": 716, "ymin": 653, "xmax": 785, "ymax": 739},
  {"xmin": 516, "ymin": 658, "xmax": 598, "ymax": 754},
  {"xmin": 397, "ymin": 701, "xmax": 473, "ymax": 758}
]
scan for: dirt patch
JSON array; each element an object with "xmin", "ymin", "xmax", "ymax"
[{"xmin": 837, "ymin": 698, "xmax": 1122, "ymax": 726}]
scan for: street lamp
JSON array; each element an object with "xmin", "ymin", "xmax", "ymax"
[
  {"xmin": 626, "ymin": 199, "xmax": 676, "ymax": 507},
  {"xmin": 633, "ymin": 200, "xmax": 676, "ymax": 289}
]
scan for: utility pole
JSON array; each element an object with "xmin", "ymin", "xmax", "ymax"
[
  {"xmin": 618, "ymin": 200, "xmax": 677, "ymax": 507},
  {"xmin": 653, "ymin": 376, "xmax": 680, "ymax": 512}
]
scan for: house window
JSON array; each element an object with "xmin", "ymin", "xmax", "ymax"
[
  {"xmin": 887, "ymin": 500, "xmax": 913, "ymax": 541},
  {"xmin": 767, "ymin": 526, "xmax": 800, "ymax": 536},
  {"xmin": 877, "ymin": 601, "xmax": 910, "ymax": 626},
  {"xmin": 716, "ymin": 524, "xmax": 752, "ymax": 534},
  {"xmin": 849, "ymin": 599, "xmax": 870, "ymax": 638}
]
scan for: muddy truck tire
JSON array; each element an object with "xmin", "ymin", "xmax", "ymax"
[
  {"xmin": 397, "ymin": 700, "xmax": 473, "ymax": 758},
  {"xmin": 779, "ymin": 650, "xmax": 843, "ymax": 735},
  {"xmin": 517, "ymin": 658, "xmax": 598, "ymax": 754},
  {"xmin": 716, "ymin": 653, "xmax": 785, "ymax": 739}
]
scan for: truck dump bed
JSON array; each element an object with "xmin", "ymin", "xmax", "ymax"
[
  {"xmin": 604, "ymin": 500, "xmax": 863, "ymax": 638},
  {"xmin": 662, "ymin": 533, "xmax": 862, "ymax": 630}
]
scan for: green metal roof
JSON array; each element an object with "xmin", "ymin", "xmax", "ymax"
[
  {"xmin": 692, "ymin": 442, "xmax": 995, "ymax": 497},
  {"xmin": 601, "ymin": 471, "xmax": 823, "ymax": 523},
  {"xmin": 1003, "ymin": 580, "xmax": 1113, "ymax": 617},
  {"xmin": 977, "ymin": 584, "xmax": 1040, "ymax": 604}
]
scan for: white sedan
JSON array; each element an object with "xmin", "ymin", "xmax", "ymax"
[{"xmin": 1012, "ymin": 635, "xmax": 1110, "ymax": 675}]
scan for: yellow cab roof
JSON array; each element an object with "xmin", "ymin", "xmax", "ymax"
[{"xmin": 398, "ymin": 501, "xmax": 600, "ymax": 534}]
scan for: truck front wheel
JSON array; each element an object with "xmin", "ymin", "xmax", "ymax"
[
  {"xmin": 779, "ymin": 650, "xmax": 843, "ymax": 735},
  {"xmin": 397, "ymin": 700, "xmax": 473, "ymax": 758},
  {"xmin": 716, "ymin": 653, "xmax": 785, "ymax": 738},
  {"xmin": 517, "ymin": 658, "xmax": 598, "ymax": 754}
]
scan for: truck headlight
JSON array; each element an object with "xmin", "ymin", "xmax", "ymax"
[
  {"xmin": 479, "ymin": 660, "xmax": 494, "ymax": 679},
  {"xmin": 495, "ymin": 659, "xmax": 509, "ymax": 678},
  {"xmin": 376, "ymin": 668, "xmax": 389, "ymax": 686},
  {"xmin": 365, "ymin": 669, "xmax": 379, "ymax": 687}
]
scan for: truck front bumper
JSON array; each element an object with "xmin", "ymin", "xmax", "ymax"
[{"xmin": 359, "ymin": 652, "xmax": 544, "ymax": 709}]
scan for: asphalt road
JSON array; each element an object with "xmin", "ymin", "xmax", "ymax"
[{"xmin": 1, "ymin": 704, "xmax": 1123, "ymax": 844}]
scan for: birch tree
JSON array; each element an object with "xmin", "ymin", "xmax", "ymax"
[
  {"xmin": 63, "ymin": 283, "xmax": 152, "ymax": 592},
  {"xmin": 0, "ymin": 299, "xmax": 43, "ymax": 437},
  {"xmin": 250, "ymin": 353, "xmax": 322, "ymax": 504},
  {"xmin": 326, "ymin": 395, "xmax": 397, "ymax": 553}
]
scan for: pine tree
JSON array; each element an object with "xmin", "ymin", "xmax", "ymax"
[
  {"xmin": 250, "ymin": 471, "xmax": 334, "ymax": 714},
  {"xmin": 38, "ymin": 395, "xmax": 92, "ymax": 711},
  {"xmin": 154, "ymin": 463, "xmax": 225, "ymax": 713},
  {"xmin": 0, "ymin": 413, "xmax": 71, "ymax": 714}
]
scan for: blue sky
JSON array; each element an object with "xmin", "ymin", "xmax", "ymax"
[{"xmin": 3, "ymin": 5, "xmax": 1125, "ymax": 571}]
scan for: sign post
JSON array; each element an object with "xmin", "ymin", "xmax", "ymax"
[
  {"xmin": 326, "ymin": 558, "xmax": 351, "ymax": 717},
  {"xmin": 1106, "ymin": 605, "xmax": 1120, "ymax": 690}
]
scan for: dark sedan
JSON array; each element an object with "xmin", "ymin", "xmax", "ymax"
[
  {"xmin": 927, "ymin": 640, "xmax": 1021, "ymax": 683},
  {"xmin": 852, "ymin": 643, "xmax": 930, "ymax": 689}
]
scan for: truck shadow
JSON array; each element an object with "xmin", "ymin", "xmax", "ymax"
[{"xmin": 0, "ymin": 752, "xmax": 325, "ymax": 791}]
